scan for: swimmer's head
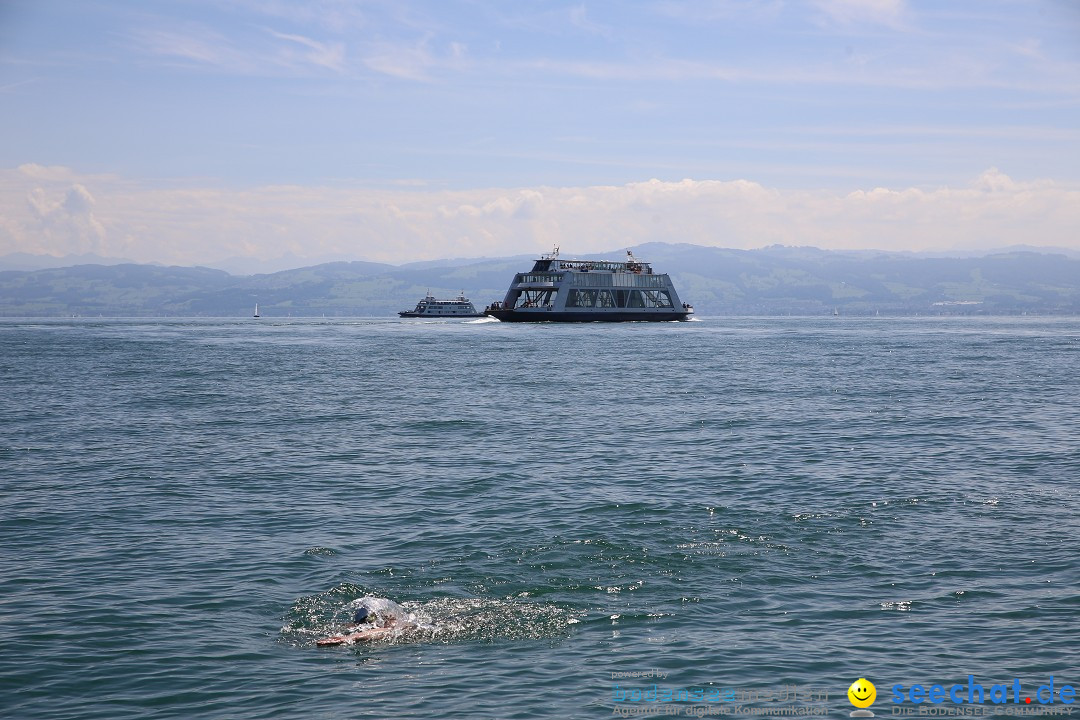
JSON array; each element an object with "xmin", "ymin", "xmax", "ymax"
[{"xmin": 353, "ymin": 606, "xmax": 375, "ymax": 624}]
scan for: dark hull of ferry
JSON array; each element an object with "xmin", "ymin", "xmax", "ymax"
[
  {"xmin": 484, "ymin": 309, "xmax": 691, "ymax": 322},
  {"xmin": 399, "ymin": 311, "xmax": 485, "ymax": 318}
]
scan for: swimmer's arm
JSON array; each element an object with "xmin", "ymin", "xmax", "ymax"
[
  {"xmin": 316, "ymin": 627, "xmax": 394, "ymax": 646},
  {"xmin": 348, "ymin": 627, "xmax": 394, "ymax": 642}
]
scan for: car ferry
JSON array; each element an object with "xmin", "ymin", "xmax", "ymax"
[
  {"xmin": 484, "ymin": 249, "xmax": 693, "ymax": 322},
  {"xmin": 399, "ymin": 293, "xmax": 485, "ymax": 318}
]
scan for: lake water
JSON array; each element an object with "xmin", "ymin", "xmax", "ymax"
[{"xmin": 1, "ymin": 317, "xmax": 1077, "ymax": 719}]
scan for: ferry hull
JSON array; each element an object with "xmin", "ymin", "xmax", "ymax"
[
  {"xmin": 484, "ymin": 309, "xmax": 691, "ymax": 322},
  {"xmin": 399, "ymin": 311, "xmax": 485, "ymax": 318}
]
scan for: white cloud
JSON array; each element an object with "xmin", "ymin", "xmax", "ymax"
[
  {"xmin": 362, "ymin": 38, "xmax": 435, "ymax": 80},
  {"xmin": 228, "ymin": 0, "xmax": 370, "ymax": 34},
  {"xmin": 972, "ymin": 167, "xmax": 1023, "ymax": 193},
  {"xmin": 131, "ymin": 22, "xmax": 348, "ymax": 76},
  {"xmin": 812, "ymin": 0, "xmax": 907, "ymax": 27},
  {"xmin": 360, "ymin": 36, "xmax": 468, "ymax": 81},
  {"xmin": 651, "ymin": 0, "xmax": 784, "ymax": 23},
  {"xmin": 506, "ymin": 52, "xmax": 1076, "ymax": 92},
  {"xmin": 0, "ymin": 78, "xmax": 40, "ymax": 93},
  {"xmin": 18, "ymin": 164, "xmax": 82, "ymax": 182},
  {"xmin": 20, "ymin": 181, "xmax": 107, "ymax": 256},
  {"xmin": 1, "ymin": 167, "xmax": 1077, "ymax": 266},
  {"xmin": 568, "ymin": 4, "xmax": 614, "ymax": 39},
  {"xmin": 265, "ymin": 29, "xmax": 346, "ymax": 72},
  {"xmin": 130, "ymin": 26, "xmax": 259, "ymax": 73}
]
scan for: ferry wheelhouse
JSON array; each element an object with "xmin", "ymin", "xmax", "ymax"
[{"xmin": 484, "ymin": 249, "xmax": 693, "ymax": 322}]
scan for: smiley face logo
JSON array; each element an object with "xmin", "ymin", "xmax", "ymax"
[{"xmin": 848, "ymin": 678, "xmax": 877, "ymax": 709}]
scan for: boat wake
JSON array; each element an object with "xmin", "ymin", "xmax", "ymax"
[{"xmin": 281, "ymin": 586, "xmax": 578, "ymax": 647}]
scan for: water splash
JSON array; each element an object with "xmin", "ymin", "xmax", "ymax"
[{"xmin": 281, "ymin": 586, "xmax": 578, "ymax": 647}]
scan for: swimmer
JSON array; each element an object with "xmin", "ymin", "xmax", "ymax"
[{"xmin": 316, "ymin": 597, "xmax": 416, "ymax": 646}]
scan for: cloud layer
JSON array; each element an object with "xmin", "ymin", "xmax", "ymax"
[{"xmin": 2, "ymin": 165, "xmax": 1077, "ymax": 270}]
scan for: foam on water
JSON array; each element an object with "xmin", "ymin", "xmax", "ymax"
[{"xmin": 282, "ymin": 587, "xmax": 578, "ymax": 647}]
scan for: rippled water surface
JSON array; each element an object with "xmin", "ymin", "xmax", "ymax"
[{"xmin": 1, "ymin": 317, "xmax": 1077, "ymax": 719}]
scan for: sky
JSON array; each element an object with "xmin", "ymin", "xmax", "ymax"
[{"xmin": 1, "ymin": 0, "xmax": 1079, "ymax": 271}]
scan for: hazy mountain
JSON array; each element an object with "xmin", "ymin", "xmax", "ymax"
[
  {"xmin": 0, "ymin": 252, "xmax": 140, "ymax": 272},
  {"xmin": 1, "ymin": 244, "xmax": 1078, "ymax": 316},
  {"xmin": 0, "ymin": 263, "xmax": 233, "ymax": 316},
  {"xmin": 206, "ymin": 254, "xmax": 400, "ymax": 276},
  {"xmin": 903, "ymin": 245, "xmax": 1080, "ymax": 260},
  {"xmin": 397, "ymin": 254, "xmax": 535, "ymax": 271}
]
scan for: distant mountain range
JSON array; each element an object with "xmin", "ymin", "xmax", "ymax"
[
  {"xmin": 1, "ymin": 243, "xmax": 1078, "ymax": 316},
  {"xmin": 0, "ymin": 252, "xmax": 141, "ymax": 272}
]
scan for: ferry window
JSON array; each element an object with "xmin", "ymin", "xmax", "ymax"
[
  {"xmin": 596, "ymin": 290, "xmax": 616, "ymax": 308},
  {"xmin": 566, "ymin": 289, "xmax": 598, "ymax": 307},
  {"xmin": 572, "ymin": 273, "xmax": 611, "ymax": 286},
  {"xmin": 624, "ymin": 290, "xmax": 671, "ymax": 308},
  {"xmin": 614, "ymin": 289, "xmax": 630, "ymax": 307},
  {"xmin": 515, "ymin": 289, "xmax": 555, "ymax": 308},
  {"xmin": 640, "ymin": 290, "xmax": 673, "ymax": 308}
]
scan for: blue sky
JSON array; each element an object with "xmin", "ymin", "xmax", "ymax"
[{"xmin": 1, "ymin": 1, "xmax": 1079, "ymax": 269}]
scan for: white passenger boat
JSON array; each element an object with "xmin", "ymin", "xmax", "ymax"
[{"xmin": 399, "ymin": 293, "xmax": 485, "ymax": 318}]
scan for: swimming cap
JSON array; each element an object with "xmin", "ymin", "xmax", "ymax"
[{"xmin": 353, "ymin": 606, "xmax": 373, "ymax": 623}]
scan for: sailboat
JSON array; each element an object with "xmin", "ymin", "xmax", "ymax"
[{"xmin": 253, "ymin": 303, "xmax": 260, "ymax": 318}]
